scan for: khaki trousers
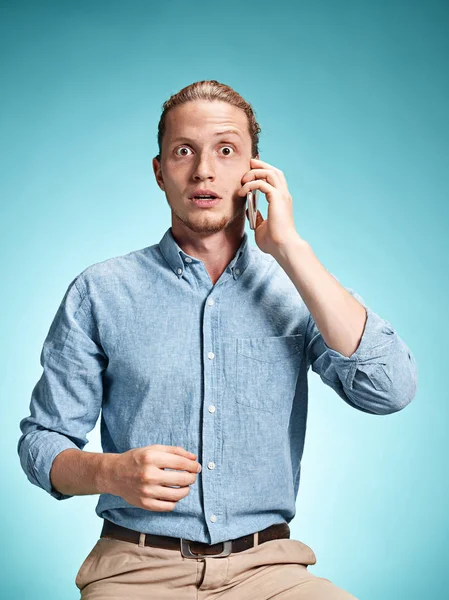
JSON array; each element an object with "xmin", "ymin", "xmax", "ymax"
[{"xmin": 76, "ymin": 533, "xmax": 358, "ymax": 599}]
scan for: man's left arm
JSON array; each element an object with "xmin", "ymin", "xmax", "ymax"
[
  {"xmin": 274, "ymin": 236, "xmax": 418, "ymax": 414},
  {"xmin": 239, "ymin": 157, "xmax": 418, "ymax": 415}
]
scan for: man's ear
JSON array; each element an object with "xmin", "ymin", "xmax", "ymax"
[{"xmin": 152, "ymin": 157, "xmax": 165, "ymax": 191}]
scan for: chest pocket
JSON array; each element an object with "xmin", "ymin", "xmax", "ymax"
[{"xmin": 235, "ymin": 334, "xmax": 303, "ymax": 414}]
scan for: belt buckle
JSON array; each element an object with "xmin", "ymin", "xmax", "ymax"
[{"xmin": 180, "ymin": 538, "xmax": 233, "ymax": 558}]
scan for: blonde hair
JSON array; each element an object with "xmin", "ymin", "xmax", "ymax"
[{"xmin": 155, "ymin": 80, "xmax": 261, "ymax": 161}]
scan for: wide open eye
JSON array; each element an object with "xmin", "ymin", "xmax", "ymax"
[
  {"xmin": 219, "ymin": 146, "xmax": 234, "ymax": 156},
  {"xmin": 175, "ymin": 146, "xmax": 193, "ymax": 156}
]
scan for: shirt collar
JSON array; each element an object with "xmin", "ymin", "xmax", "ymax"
[{"xmin": 158, "ymin": 226, "xmax": 251, "ymax": 281}]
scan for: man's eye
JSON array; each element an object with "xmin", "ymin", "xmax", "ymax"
[
  {"xmin": 174, "ymin": 146, "xmax": 234, "ymax": 157},
  {"xmin": 175, "ymin": 147, "xmax": 192, "ymax": 156},
  {"xmin": 220, "ymin": 146, "xmax": 234, "ymax": 156}
]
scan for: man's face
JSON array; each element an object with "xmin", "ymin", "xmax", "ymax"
[{"xmin": 153, "ymin": 100, "xmax": 256, "ymax": 235}]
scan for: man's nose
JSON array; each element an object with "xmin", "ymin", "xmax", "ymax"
[{"xmin": 192, "ymin": 153, "xmax": 215, "ymax": 180}]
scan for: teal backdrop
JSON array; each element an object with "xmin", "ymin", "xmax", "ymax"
[{"xmin": 1, "ymin": 1, "xmax": 447, "ymax": 598}]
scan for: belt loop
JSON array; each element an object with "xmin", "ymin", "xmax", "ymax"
[
  {"xmin": 253, "ymin": 532, "xmax": 259, "ymax": 546},
  {"xmin": 138, "ymin": 532, "xmax": 146, "ymax": 548}
]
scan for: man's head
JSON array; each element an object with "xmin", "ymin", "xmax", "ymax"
[{"xmin": 152, "ymin": 80, "xmax": 261, "ymax": 236}]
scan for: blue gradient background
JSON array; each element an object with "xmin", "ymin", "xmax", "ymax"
[{"xmin": 1, "ymin": 1, "xmax": 447, "ymax": 598}]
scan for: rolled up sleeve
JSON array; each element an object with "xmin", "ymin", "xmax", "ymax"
[
  {"xmin": 305, "ymin": 288, "xmax": 418, "ymax": 415},
  {"xmin": 17, "ymin": 273, "xmax": 107, "ymax": 499}
]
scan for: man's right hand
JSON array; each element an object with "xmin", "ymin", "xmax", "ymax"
[{"xmin": 104, "ymin": 445, "xmax": 202, "ymax": 512}]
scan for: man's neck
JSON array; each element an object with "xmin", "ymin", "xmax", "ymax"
[{"xmin": 170, "ymin": 221, "xmax": 245, "ymax": 284}]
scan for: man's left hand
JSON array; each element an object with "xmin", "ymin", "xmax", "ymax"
[{"xmin": 238, "ymin": 157, "xmax": 300, "ymax": 256}]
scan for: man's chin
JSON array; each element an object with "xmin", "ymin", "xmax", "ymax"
[
  {"xmin": 173, "ymin": 209, "xmax": 244, "ymax": 235},
  {"xmin": 178, "ymin": 218, "xmax": 229, "ymax": 235}
]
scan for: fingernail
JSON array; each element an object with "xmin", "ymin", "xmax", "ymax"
[{"xmin": 197, "ymin": 464, "xmax": 202, "ymax": 473}]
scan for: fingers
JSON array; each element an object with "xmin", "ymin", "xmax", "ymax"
[
  {"xmin": 240, "ymin": 179, "xmax": 274, "ymax": 199},
  {"xmin": 161, "ymin": 468, "xmax": 198, "ymax": 487},
  {"xmin": 163, "ymin": 445, "xmax": 197, "ymax": 459},
  {"xmin": 142, "ymin": 497, "xmax": 180, "ymax": 512},
  {"xmin": 151, "ymin": 484, "xmax": 192, "ymax": 503},
  {"xmin": 250, "ymin": 157, "xmax": 284, "ymax": 176},
  {"xmin": 241, "ymin": 168, "xmax": 279, "ymax": 187},
  {"xmin": 152, "ymin": 445, "xmax": 201, "ymax": 474}
]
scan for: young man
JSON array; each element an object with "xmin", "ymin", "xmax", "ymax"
[{"xmin": 18, "ymin": 80, "xmax": 417, "ymax": 599}]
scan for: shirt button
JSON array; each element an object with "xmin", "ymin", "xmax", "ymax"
[
  {"xmin": 210, "ymin": 514, "xmax": 217, "ymax": 523},
  {"xmin": 208, "ymin": 462, "xmax": 216, "ymax": 470},
  {"xmin": 177, "ymin": 268, "xmax": 183, "ymax": 275},
  {"xmin": 207, "ymin": 298, "xmax": 214, "ymax": 306},
  {"xmin": 208, "ymin": 405, "xmax": 216, "ymax": 413},
  {"xmin": 185, "ymin": 257, "xmax": 192, "ymax": 263},
  {"xmin": 207, "ymin": 352, "xmax": 215, "ymax": 360},
  {"xmin": 235, "ymin": 268, "xmax": 240, "ymax": 275}
]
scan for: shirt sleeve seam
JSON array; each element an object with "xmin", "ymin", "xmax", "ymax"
[
  {"xmin": 73, "ymin": 273, "xmax": 105, "ymax": 352},
  {"xmin": 43, "ymin": 277, "xmax": 95, "ymax": 373}
]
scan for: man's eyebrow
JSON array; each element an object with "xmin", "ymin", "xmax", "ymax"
[
  {"xmin": 171, "ymin": 129, "xmax": 243, "ymax": 143},
  {"xmin": 214, "ymin": 129, "xmax": 242, "ymax": 138}
]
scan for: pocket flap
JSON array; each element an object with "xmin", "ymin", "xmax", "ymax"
[{"xmin": 237, "ymin": 333, "xmax": 303, "ymax": 363}]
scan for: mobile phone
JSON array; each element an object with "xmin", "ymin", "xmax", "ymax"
[{"xmin": 247, "ymin": 189, "xmax": 259, "ymax": 230}]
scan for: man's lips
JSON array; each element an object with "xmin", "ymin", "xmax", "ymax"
[
  {"xmin": 189, "ymin": 188, "xmax": 221, "ymax": 199},
  {"xmin": 191, "ymin": 197, "xmax": 222, "ymax": 208}
]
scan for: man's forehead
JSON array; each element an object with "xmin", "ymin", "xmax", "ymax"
[
  {"xmin": 170, "ymin": 128, "xmax": 244, "ymax": 143},
  {"xmin": 165, "ymin": 102, "xmax": 248, "ymax": 140}
]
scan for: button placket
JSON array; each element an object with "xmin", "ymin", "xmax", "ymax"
[{"xmin": 203, "ymin": 292, "xmax": 222, "ymax": 531}]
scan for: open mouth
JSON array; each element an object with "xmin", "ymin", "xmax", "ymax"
[{"xmin": 191, "ymin": 196, "xmax": 221, "ymax": 207}]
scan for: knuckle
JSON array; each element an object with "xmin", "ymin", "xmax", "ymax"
[
  {"xmin": 142, "ymin": 450, "xmax": 153, "ymax": 464},
  {"xmin": 143, "ymin": 466, "xmax": 158, "ymax": 485}
]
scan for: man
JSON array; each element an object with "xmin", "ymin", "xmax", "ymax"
[{"xmin": 18, "ymin": 80, "xmax": 417, "ymax": 599}]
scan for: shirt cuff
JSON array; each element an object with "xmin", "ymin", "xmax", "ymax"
[
  {"xmin": 320, "ymin": 305, "xmax": 399, "ymax": 391},
  {"xmin": 30, "ymin": 433, "xmax": 79, "ymax": 500},
  {"xmin": 323, "ymin": 305, "xmax": 397, "ymax": 362}
]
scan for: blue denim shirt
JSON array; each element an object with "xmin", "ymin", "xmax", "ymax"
[{"xmin": 18, "ymin": 227, "xmax": 417, "ymax": 544}]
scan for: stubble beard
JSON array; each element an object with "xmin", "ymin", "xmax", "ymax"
[{"xmin": 167, "ymin": 196, "xmax": 246, "ymax": 235}]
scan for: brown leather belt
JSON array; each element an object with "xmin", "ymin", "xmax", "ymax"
[{"xmin": 101, "ymin": 518, "xmax": 290, "ymax": 559}]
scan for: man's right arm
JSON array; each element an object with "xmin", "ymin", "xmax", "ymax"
[
  {"xmin": 49, "ymin": 446, "xmax": 202, "ymax": 509},
  {"xmin": 17, "ymin": 273, "xmax": 107, "ymax": 500},
  {"xmin": 49, "ymin": 449, "xmax": 114, "ymax": 497}
]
